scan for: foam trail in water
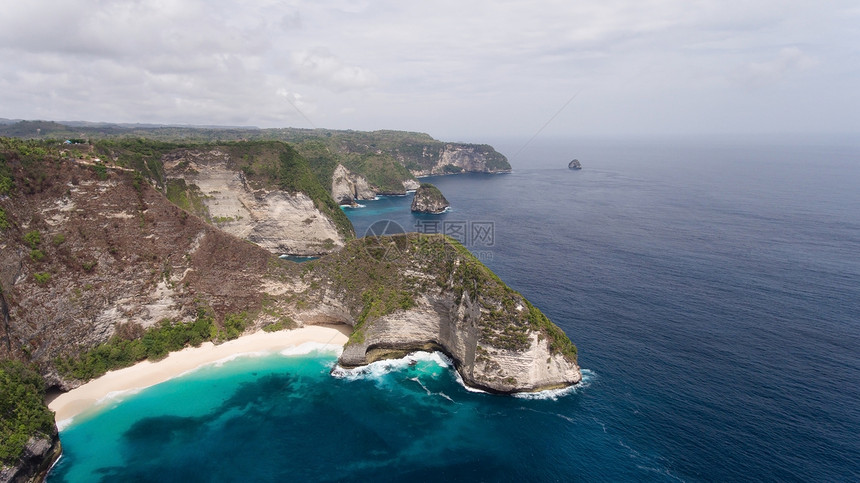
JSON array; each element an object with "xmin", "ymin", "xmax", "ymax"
[
  {"xmin": 331, "ymin": 351, "xmax": 452, "ymax": 381},
  {"xmin": 513, "ymin": 368, "xmax": 595, "ymax": 400}
]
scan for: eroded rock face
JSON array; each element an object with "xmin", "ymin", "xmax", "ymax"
[
  {"xmin": 568, "ymin": 159, "xmax": 582, "ymax": 170},
  {"xmin": 0, "ymin": 433, "xmax": 61, "ymax": 483},
  {"xmin": 337, "ymin": 292, "xmax": 581, "ymax": 393},
  {"xmin": 410, "ymin": 183, "xmax": 450, "ymax": 214},
  {"xmin": 331, "ymin": 164, "xmax": 376, "ymax": 206},
  {"xmin": 163, "ymin": 151, "xmax": 344, "ymax": 256},
  {"xmin": 402, "ymin": 179, "xmax": 420, "ymax": 191},
  {"xmin": 0, "ymin": 158, "xmax": 283, "ymax": 387},
  {"xmin": 410, "ymin": 144, "xmax": 512, "ymax": 177},
  {"xmin": 302, "ymin": 234, "xmax": 582, "ymax": 393}
]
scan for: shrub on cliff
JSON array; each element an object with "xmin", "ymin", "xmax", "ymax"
[{"xmin": 0, "ymin": 360, "xmax": 55, "ymax": 466}]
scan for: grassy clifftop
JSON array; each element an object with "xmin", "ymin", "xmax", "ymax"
[
  {"xmin": 0, "ymin": 121, "xmax": 511, "ymax": 193},
  {"xmin": 304, "ymin": 233, "xmax": 577, "ymax": 363}
]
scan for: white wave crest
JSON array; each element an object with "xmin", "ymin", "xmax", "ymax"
[
  {"xmin": 280, "ymin": 342, "xmax": 344, "ymax": 357},
  {"xmin": 513, "ymin": 368, "xmax": 595, "ymax": 400},
  {"xmin": 451, "ymin": 368, "xmax": 489, "ymax": 394},
  {"xmin": 331, "ymin": 351, "xmax": 452, "ymax": 381},
  {"xmin": 94, "ymin": 387, "xmax": 144, "ymax": 407},
  {"xmin": 56, "ymin": 418, "xmax": 75, "ymax": 432},
  {"xmin": 209, "ymin": 351, "xmax": 270, "ymax": 368}
]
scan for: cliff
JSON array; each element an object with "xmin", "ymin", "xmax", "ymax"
[
  {"xmin": 331, "ymin": 164, "xmax": 376, "ymax": 206},
  {"xmin": 410, "ymin": 183, "xmax": 450, "ymax": 214},
  {"xmin": 0, "ymin": 137, "xmax": 577, "ymax": 477},
  {"xmin": 299, "ymin": 234, "xmax": 581, "ymax": 393},
  {"xmin": 0, "ymin": 121, "xmax": 511, "ymax": 199},
  {"xmin": 0, "ymin": 361, "xmax": 61, "ymax": 483},
  {"xmin": 93, "ymin": 139, "xmax": 354, "ymax": 256}
]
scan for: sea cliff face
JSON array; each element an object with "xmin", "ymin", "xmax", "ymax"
[
  {"xmin": 299, "ymin": 234, "xmax": 581, "ymax": 393},
  {"xmin": 0, "ymin": 433, "xmax": 61, "ymax": 483},
  {"xmin": 405, "ymin": 143, "xmax": 511, "ymax": 177},
  {"xmin": 161, "ymin": 149, "xmax": 345, "ymax": 256},
  {"xmin": 331, "ymin": 164, "xmax": 376, "ymax": 206}
]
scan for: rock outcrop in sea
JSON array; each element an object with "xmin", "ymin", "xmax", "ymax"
[
  {"xmin": 568, "ymin": 159, "xmax": 582, "ymax": 170},
  {"xmin": 410, "ymin": 183, "xmax": 450, "ymax": 214}
]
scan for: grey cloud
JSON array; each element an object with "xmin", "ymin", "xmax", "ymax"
[
  {"xmin": 290, "ymin": 49, "xmax": 377, "ymax": 92},
  {"xmin": 736, "ymin": 47, "xmax": 817, "ymax": 88},
  {"xmin": 0, "ymin": 0, "xmax": 856, "ymax": 138}
]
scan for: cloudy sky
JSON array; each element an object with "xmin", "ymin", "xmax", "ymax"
[{"xmin": 1, "ymin": 1, "xmax": 857, "ymax": 141}]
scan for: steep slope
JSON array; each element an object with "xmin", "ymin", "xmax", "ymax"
[
  {"xmin": 0, "ymin": 139, "xmax": 291, "ymax": 384},
  {"xmin": 92, "ymin": 139, "xmax": 354, "ymax": 255},
  {"xmin": 0, "ymin": 138, "xmax": 577, "ymax": 479},
  {"xmin": 298, "ymin": 234, "xmax": 581, "ymax": 393}
]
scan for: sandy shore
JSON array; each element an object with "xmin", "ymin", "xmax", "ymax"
[{"xmin": 47, "ymin": 325, "xmax": 350, "ymax": 424}]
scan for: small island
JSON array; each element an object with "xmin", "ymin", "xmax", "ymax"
[
  {"xmin": 568, "ymin": 159, "xmax": 582, "ymax": 170},
  {"xmin": 410, "ymin": 183, "xmax": 450, "ymax": 214}
]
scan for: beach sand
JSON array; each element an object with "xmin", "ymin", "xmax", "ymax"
[{"xmin": 48, "ymin": 324, "xmax": 350, "ymax": 424}]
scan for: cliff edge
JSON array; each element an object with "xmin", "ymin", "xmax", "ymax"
[{"xmin": 299, "ymin": 234, "xmax": 581, "ymax": 393}]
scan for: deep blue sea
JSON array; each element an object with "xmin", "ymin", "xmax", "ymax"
[{"xmin": 50, "ymin": 138, "xmax": 860, "ymax": 481}]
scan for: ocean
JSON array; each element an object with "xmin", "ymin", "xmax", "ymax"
[{"xmin": 49, "ymin": 138, "xmax": 860, "ymax": 481}]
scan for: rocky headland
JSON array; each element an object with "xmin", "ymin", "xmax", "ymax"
[{"xmin": 0, "ymin": 136, "xmax": 576, "ymax": 480}]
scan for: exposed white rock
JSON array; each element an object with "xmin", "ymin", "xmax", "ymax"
[
  {"xmin": 337, "ymin": 291, "xmax": 581, "ymax": 393},
  {"xmin": 164, "ymin": 154, "xmax": 345, "ymax": 256},
  {"xmin": 402, "ymin": 179, "xmax": 420, "ymax": 191},
  {"xmin": 331, "ymin": 164, "xmax": 376, "ymax": 205},
  {"xmin": 411, "ymin": 144, "xmax": 512, "ymax": 177}
]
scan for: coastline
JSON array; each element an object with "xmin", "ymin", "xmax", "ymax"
[{"xmin": 47, "ymin": 324, "xmax": 351, "ymax": 425}]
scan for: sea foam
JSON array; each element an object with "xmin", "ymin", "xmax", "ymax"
[
  {"xmin": 330, "ymin": 351, "xmax": 452, "ymax": 381},
  {"xmin": 513, "ymin": 368, "xmax": 595, "ymax": 400},
  {"xmin": 279, "ymin": 342, "xmax": 344, "ymax": 357}
]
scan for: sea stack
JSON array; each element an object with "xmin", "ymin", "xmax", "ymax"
[
  {"xmin": 568, "ymin": 159, "xmax": 582, "ymax": 170},
  {"xmin": 411, "ymin": 183, "xmax": 450, "ymax": 214}
]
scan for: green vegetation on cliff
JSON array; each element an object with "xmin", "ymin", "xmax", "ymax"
[
  {"xmin": 0, "ymin": 121, "xmax": 510, "ymax": 194},
  {"xmin": 0, "ymin": 360, "xmax": 55, "ymax": 466},
  {"xmin": 306, "ymin": 233, "xmax": 577, "ymax": 363},
  {"xmin": 91, "ymin": 138, "xmax": 354, "ymax": 239}
]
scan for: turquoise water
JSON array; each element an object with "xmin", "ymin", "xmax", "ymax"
[{"xmin": 49, "ymin": 347, "xmax": 595, "ymax": 482}]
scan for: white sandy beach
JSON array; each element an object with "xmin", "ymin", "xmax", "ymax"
[{"xmin": 47, "ymin": 325, "xmax": 350, "ymax": 424}]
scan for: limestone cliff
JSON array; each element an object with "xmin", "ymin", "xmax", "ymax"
[
  {"xmin": 331, "ymin": 164, "xmax": 376, "ymax": 206},
  {"xmin": 406, "ymin": 144, "xmax": 512, "ymax": 177},
  {"xmin": 160, "ymin": 148, "xmax": 345, "ymax": 256},
  {"xmin": 0, "ymin": 433, "xmax": 61, "ymax": 483},
  {"xmin": 0, "ymin": 138, "xmax": 578, "ymax": 476},
  {"xmin": 0, "ymin": 146, "xmax": 578, "ymax": 393},
  {"xmin": 298, "ymin": 234, "xmax": 581, "ymax": 393},
  {"xmin": 0, "ymin": 149, "xmax": 283, "ymax": 385},
  {"xmin": 0, "ymin": 121, "xmax": 512, "ymax": 202},
  {"xmin": 410, "ymin": 183, "xmax": 450, "ymax": 214}
]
